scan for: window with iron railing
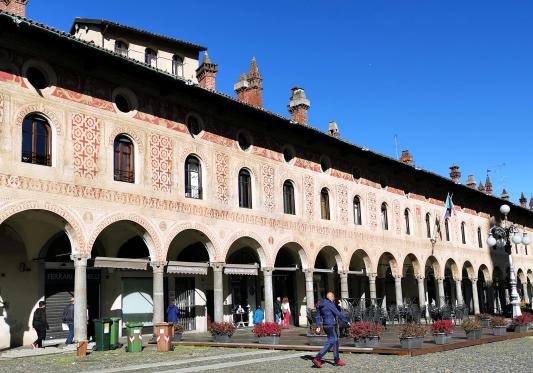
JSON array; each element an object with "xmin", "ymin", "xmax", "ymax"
[
  {"xmin": 145, "ymin": 48, "xmax": 157, "ymax": 67},
  {"xmin": 21, "ymin": 114, "xmax": 51, "ymax": 166},
  {"xmin": 185, "ymin": 155, "xmax": 202, "ymax": 199},
  {"xmin": 283, "ymin": 180, "xmax": 295, "ymax": 215},
  {"xmin": 114, "ymin": 135, "xmax": 134, "ymax": 183},
  {"xmin": 115, "ymin": 40, "xmax": 128, "ymax": 57},
  {"xmin": 381, "ymin": 203, "xmax": 388, "ymax": 230},
  {"xmin": 238, "ymin": 169, "xmax": 252, "ymax": 208},
  {"xmin": 320, "ymin": 188, "xmax": 330, "ymax": 220},
  {"xmin": 354, "ymin": 196, "xmax": 362, "ymax": 225},
  {"xmin": 172, "ymin": 55, "xmax": 184, "ymax": 77}
]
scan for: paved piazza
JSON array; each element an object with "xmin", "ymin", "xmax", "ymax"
[{"xmin": 0, "ymin": 337, "xmax": 531, "ymax": 373}]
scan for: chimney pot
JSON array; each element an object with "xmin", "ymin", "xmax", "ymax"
[
  {"xmin": 399, "ymin": 150, "xmax": 414, "ymax": 166},
  {"xmin": 234, "ymin": 58, "xmax": 263, "ymax": 108},
  {"xmin": 0, "ymin": 0, "xmax": 28, "ymax": 17},
  {"xmin": 196, "ymin": 51, "xmax": 218, "ymax": 90},
  {"xmin": 449, "ymin": 165, "xmax": 461, "ymax": 184},
  {"xmin": 466, "ymin": 175, "xmax": 476, "ymax": 188},
  {"xmin": 501, "ymin": 188, "xmax": 510, "ymax": 201},
  {"xmin": 288, "ymin": 87, "xmax": 310, "ymax": 124},
  {"xmin": 328, "ymin": 120, "xmax": 340, "ymax": 138},
  {"xmin": 519, "ymin": 192, "xmax": 527, "ymax": 208}
]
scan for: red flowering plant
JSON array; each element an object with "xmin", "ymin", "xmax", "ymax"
[
  {"xmin": 209, "ymin": 322, "xmax": 236, "ymax": 337},
  {"xmin": 431, "ymin": 320, "xmax": 455, "ymax": 335},
  {"xmin": 512, "ymin": 315, "xmax": 529, "ymax": 326},
  {"xmin": 349, "ymin": 321, "xmax": 385, "ymax": 341},
  {"xmin": 490, "ymin": 316, "xmax": 508, "ymax": 327},
  {"xmin": 252, "ymin": 322, "xmax": 282, "ymax": 337},
  {"xmin": 524, "ymin": 313, "xmax": 533, "ymax": 323}
]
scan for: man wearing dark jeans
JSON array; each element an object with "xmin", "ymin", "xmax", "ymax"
[
  {"xmin": 62, "ymin": 297, "xmax": 75, "ymax": 345},
  {"xmin": 312, "ymin": 292, "xmax": 349, "ymax": 368}
]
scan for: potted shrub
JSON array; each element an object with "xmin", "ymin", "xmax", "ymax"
[
  {"xmin": 307, "ymin": 328, "xmax": 327, "ymax": 346},
  {"xmin": 209, "ymin": 322, "xmax": 236, "ymax": 343},
  {"xmin": 253, "ymin": 322, "xmax": 282, "ymax": 344},
  {"xmin": 512, "ymin": 315, "xmax": 529, "ymax": 333},
  {"xmin": 491, "ymin": 316, "xmax": 508, "ymax": 336},
  {"xmin": 462, "ymin": 317, "xmax": 482, "ymax": 340},
  {"xmin": 173, "ymin": 323, "xmax": 184, "ymax": 342},
  {"xmin": 349, "ymin": 321, "xmax": 385, "ymax": 348},
  {"xmin": 431, "ymin": 320, "xmax": 455, "ymax": 345},
  {"xmin": 477, "ymin": 313, "xmax": 492, "ymax": 328},
  {"xmin": 398, "ymin": 323, "xmax": 427, "ymax": 349}
]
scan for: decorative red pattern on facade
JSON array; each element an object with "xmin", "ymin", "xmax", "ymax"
[
  {"xmin": 336, "ymin": 184, "xmax": 349, "ymax": 223},
  {"xmin": 52, "ymin": 87, "xmax": 115, "ymax": 112},
  {"xmin": 367, "ymin": 192, "xmax": 377, "ymax": 229},
  {"xmin": 215, "ymin": 152, "xmax": 229, "ymax": 205},
  {"xmin": 304, "ymin": 175, "xmax": 314, "ymax": 218},
  {"xmin": 71, "ymin": 113, "xmax": 100, "ymax": 179},
  {"xmin": 262, "ymin": 164, "xmax": 275, "ymax": 212},
  {"xmin": 149, "ymin": 134, "xmax": 173, "ymax": 192}
]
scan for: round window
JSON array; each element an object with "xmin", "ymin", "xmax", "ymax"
[
  {"xmin": 352, "ymin": 167, "xmax": 361, "ymax": 181},
  {"xmin": 26, "ymin": 66, "xmax": 49, "ymax": 90},
  {"xmin": 237, "ymin": 131, "xmax": 252, "ymax": 151},
  {"xmin": 115, "ymin": 94, "xmax": 132, "ymax": 113},
  {"xmin": 320, "ymin": 156, "xmax": 331, "ymax": 173},
  {"xmin": 187, "ymin": 115, "xmax": 202, "ymax": 137},
  {"xmin": 283, "ymin": 146, "xmax": 295, "ymax": 163}
]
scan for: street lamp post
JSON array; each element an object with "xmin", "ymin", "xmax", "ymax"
[{"xmin": 486, "ymin": 204, "xmax": 531, "ymax": 318}]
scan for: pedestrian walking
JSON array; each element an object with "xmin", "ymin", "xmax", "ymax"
[
  {"xmin": 274, "ymin": 297, "xmax": 282, "ymax": 325},
  {"xmin": 281, "ymin": 297, "xmax": 291, "ymax": 328},
  {"xmin": 167, "ymin": 302, "xmax": 179, "ymax": 323},
  {"xmin": 253, "ymin": 305, "xmax": 265, "ymax": 325},
  {"xmin": 32, "ymin": 301, "xmax": 48, "ymax": 349},
  {"xmin": 312, "ymin": 292, "xmax": 349, "ymax": 368},
  {"xmin": 62, "ymin": 297, "xmax": 75, "ymax": 345}
]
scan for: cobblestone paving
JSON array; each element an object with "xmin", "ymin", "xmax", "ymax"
[{"xmin": 0, "ymin": 337, "xmax": 531, "ymax": 373}]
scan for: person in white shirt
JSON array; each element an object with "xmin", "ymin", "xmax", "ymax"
[{"xmin": 281, "ymin": 297, "xmax": 291, "ymax": 328}]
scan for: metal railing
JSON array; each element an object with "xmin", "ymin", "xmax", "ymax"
[
  {"xmin": 114, "ymin": 169, "xmax": 134, "ymax": 183},
  {"xmin": 21, "ymin": 152, "xmax": 51, "ymax": 166}
]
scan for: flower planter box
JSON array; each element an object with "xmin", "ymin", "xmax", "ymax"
[
  {"xmin": 258, "ymin": 335, "xmax": 280, "ymax": 345},
  {"xmin": 354, "ymin": 336, "xmax": 380, "ymax": 348},
  {"xmin": 307, "ymin": 334, "xmax": 327, "ymax": 346},
  {"xmin": 173, "ymin": 333, "xmax": 183, "ymax": 342},
  {"xmin": 492, "ymin": 326, "xmax": 507, "ymax": 336},
  {"xmin": 400, "ymin": 336, "xmax": 423, "ymax": 349},
  {"xmin": 480, "ymin": 319, "xmax": 491, "ymax": 328},
  {"xmin": 465, "ymin": 329, "xmax": 482, "ymax": 340},
  {"xmin": 433, "ymin": 333, "xmax": 450, "ymax": 345},
  {"xmin": 212, "ymin": 334, "xmax": 232, "ymax": 343},
  {"xmin": 514, "ymin": 325, "xmax": 528, "ymax": 333}
]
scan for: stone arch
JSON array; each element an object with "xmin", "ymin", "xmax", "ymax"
[
  {"xmin": 0, "ymin": 200, "xmax": 84, "ymax": 255},
  {"xmin": 402, "ymin": 253, "xmax": 422, "ymax": 278},
  {"xmin": 528, "ymin": 269, "xmax": 533, "ymax": 283},
  {"xmin": 164, "ymin": 222, "xmax": 219, "ymax": 262},
  {"xmin": 87, "ymin": 213, "xmax": 162, "ymax": 261},
  {"xmin": 15, "ymin": 102, "xmax": 63, "ymax": 136},
  {"xmin": 377, "ymin": 251, "xmax": 400, "ymax": 277},
  {"xmin": 478, "ymin": 264, "xmax": 491, "ymax": 282},
  {"xmin": 349, "ymin": 248, "xmax": 373, "ymax": 274},
  {"xmin": 108, "ymin": 126, "xmax": 145, "ymax": 151},
  {"xmin": 424, "ymin": 255, "xmax": 443, "ymax": 278},
  {"xmin": 445, "ymin": 258, "xmax": 461, "ymax": 280},
  {"xmin": 224, "ymin": 231, "xmax": 269, "ymax": 268},
  {"xmin": 314, "ymin": 244, "xmax": 343, "ymax": 270},
  {"xmin": 517, "ymin": 268, "xmax": 527, "ymax": 283},
  {"xmin": 273, "ymin": 240, "xmax": 310, "ymax": 271},
  {"xmin": 462, "ymin": 260, "xmax": 476, "ymax": 279}
]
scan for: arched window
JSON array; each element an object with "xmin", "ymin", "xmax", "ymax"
[
  {"xmin": 381, "ymin": 203, "xmax": 388, "ymax": 230},
  {"xmin": 283, "ymin": 180, "xmax": 295, "ymax": 215},
  {"xmin": 172, "ymin": 55, "xmax": 184, "ymax": 77},
  {"xmin": 445, "ymin": 219, "xmax": 450, "ymax": 241},
  {"xmin": 461, "ymin": 222, "xmax": 466, "ymax": 244},
  {"xmin": 145, "ymin": 48, "xmax": 157, "ymax": 67},
  {"xmin": 114, "ymin": 40, "xmax": 128, "ymax": 57},
  {"xmin": 477, "ymin": 227, "xmax": 483, "ymax": 248},
  {"xmin": 21, "ymin": 114, "xmax": 51, "ymax": 166},
  {"xmin": 435, "ymin": 219, "xmax": 441, "ymax": 240},
  {"xmin": 404, "ymin": 209, "xmax": 410, "ymax": 235},
  {"xmin": 425, "ymin": 213, "xmax": 431, "ymax": 238},
  {"xmin": 320, "ymin": 188, "xmax": 330, "ymax": 220},
  {"xmin": 238, "ymin": 169, "xmax": 252, "ymax": 208},
  {"xmin": 113, "ymin": 135, "xmax": 134, "ymax": 183},
  {"xmin": 185, "ymin": 155, "xmax": 202, "ymax": 199},
  {"xmin": 353, "ymin": 196, "xmax": 362, "ymax": 225}
]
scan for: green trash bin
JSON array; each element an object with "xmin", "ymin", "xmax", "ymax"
[
  {"xmin": 94, "ymin": 318, "xmax": 111, "ymax": 351},
  {"xmin": 126, "ymin": 322, "xmax": 144, "ymax": 352},
  {"xmin": 110, "ymin": 317, "xmax": 121, "ymax": 349}
]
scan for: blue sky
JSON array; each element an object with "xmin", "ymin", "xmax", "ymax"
[{"xmin": 28, "ymin": 1, "xmax": 532, "ymax": 205}]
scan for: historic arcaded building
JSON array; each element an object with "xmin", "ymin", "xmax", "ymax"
[{"xmin": 1, "ymin": 2, "xmax": 532, "ymax": 349}]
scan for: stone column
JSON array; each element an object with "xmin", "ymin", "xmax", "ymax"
[
  {"xmin": 455, "ymin": 279, "xmax": 464, "ymax": 305},
  {"xmin": 263, "ymin": 268, "xmax": 274, "ymax": 322},
  {"xmin": 437, "ymin": 277, "xmax": 445, "ymax": 306},
  {"xmin": 339, "ymin": 271, "xmax": 349, "ymax": 299},
  {"xmin": 72, "ymin": 255, "xmax": 88, "ymax": 342},
  {"xmin": 472, "ymin": 279, "xmax": 480, "ymax": 315},
  {"xmin": 417, "ymin": 276, "xmax": 426, "ymax": 307},
  {"xmin": 151, "ymin": 262, "xmax": 165, "ymax": 327},
  {"xmin": 212, "ymin": 262, "xmax": 224, "ymax": 322},
  {"xmin": 523, "ymin": 283, "xmax": 530, "ymax": 305},
  {"xmin": 394, "ymin": 276, "xmax": 403, "ymax": 306},
  {"xmin": 304, "ymin": 270, "xmax": 315, "ymax": 309},
  {"xmin": 368, "ymin": 273, "xmax": 377, "ymax": 302}
]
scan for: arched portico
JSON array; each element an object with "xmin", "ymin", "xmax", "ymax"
[
  {"xmin": 425, "ymin": 256, "xmax": 443, "ymax": 306},
  {"xmin": 376, "ymin": 252, "xmax": 401, "ymax": 308},
  {"xmin": 348, "ymin": 249, "xmax": 373, "ymax": 304},
  {"xmin": 313, "ymin": 245, "xmax": 343, "ymax": 303}
]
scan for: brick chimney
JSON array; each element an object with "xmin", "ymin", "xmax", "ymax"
[
  {"xmin": 485, "ymin": 175, "xmax": 493, "ymax": 196},
  {"xmin": 288, "ymin": 87, "xmax": 310, "ymax": 124},
  {"xmin": 500, "ymin": 188, "xmax": 509, "ymax": 201},
  {"xmin": 234, "ymin": 57, "xmax": 263, "ymax": 108},
  {"xmin": 466, "ymin": 175, "xmax": 476, "ymax": 189},
  {"xmin": 449, "ymin": 165, "xmax": 461, "ymax": 184},
  {"xmin": 477, "ymin": 182, "xmax": 485, "ymax": 193},
  {"xmin": 400, "ymin": 150, "xmax": 414, "ymax": 166},
  {"xmin": 0, "ymin": 0, "xmax": 28, "ymax": 17},
  {"xmin": 519, "ymin": 192, "xmax": 527, "ymax": 208},
  {"xmin": 196, "ymin": 51, "xmax": 218, "ymax": 90},
  {"xmin": 328, "ymin": 121, "xmax": 340, "ymax": 138}
]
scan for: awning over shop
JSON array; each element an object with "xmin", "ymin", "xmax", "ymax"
[
  {"xmin": 93, "ymin": 257, "xmax": 149, "ymax": 270},
  {"xmin": 167, "ymin": 261, "xmax": 209, "ymax": 275},
  {"xmin": 223, "ymin": 263, "xmax": 259, "ymax": 276}
]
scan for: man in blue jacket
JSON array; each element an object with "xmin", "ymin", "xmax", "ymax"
[{"xmin": 312, "ymin": 292, "xmax": 349, "ymax": 368}]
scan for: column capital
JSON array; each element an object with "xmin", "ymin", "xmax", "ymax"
[
  {"xmin": 303, "ymin": 268, "xmax": 314, "ymax": 274},
  {"xmin": 471, "ymin": 278, "xmax": 478, "ymax": 283},
  {"xmin": 211, "ymin": 262, "xmax": 225, "ymax": 271},
  {"xmin": 367, "ymin": 272, "xmax": 377, "ymax": 279},
  {"xmin": 415, "ymin": 275, "xmax": 425, "ymax": 280},
  {"xmin": 150, "ymin": 261, "xmax": 167, "ymax": 272},
  {"xmin": 70, "ymin": 254, "xmax": 89, "ymax": 266},
  {"xmin": 262, "ymin": 267, "xmax": 274, "ymax": 274},
  {"xmin": 435, "ymin": 276, "xmax": 445, "ymax": 281},
  {"xmin": 338, "ymin": 270, "xmax": 348, "ymax": 277},
  {"xmin": 394, "ymin": 275, "xmax": 403, "ymax": 280}
]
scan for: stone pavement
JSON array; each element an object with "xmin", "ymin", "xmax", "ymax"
[{"xmin": 0, "ymin": 337, "xmax": 531, "ymax": 373}]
